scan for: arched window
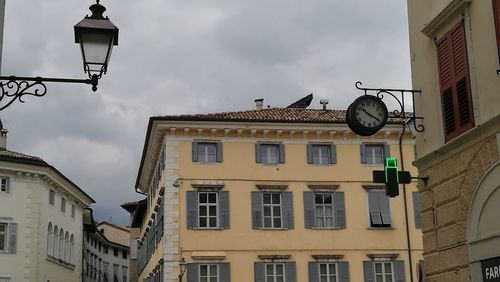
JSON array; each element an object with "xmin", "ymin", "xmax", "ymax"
[
  {"xmin": 59, "ymin": 229, "xmax": 64, "ymax": 259},
  {"xmin": 64, "ymin": 232, "xmax": 69, "ymax": 262},
  {"xmin": 47, "ymin": 223, "xmax": 53, "ymax": 257},
  {"xmin": 70, "ymin": 234, "xmax": 75, "ymax": 262},
  {"xmin": 53, "ymin": 226, "xmax": 59, "ymax": 258}
]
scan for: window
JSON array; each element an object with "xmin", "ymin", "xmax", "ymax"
[
  {"xmin": 436, "ymin": 21, "xmax": 474, "ymax": 142},
  {"xmin": 49, "ymin": 190, "xmax": 55, "ymax": 205},
  {"xmin": 367, "ymin": 190, "xmax": 392, "ymax": 228},
  {"xmin": 122, "ymin": 266, "xmax": 128, "ymax": 282},
  {"xmin": 113, "ymin": 264, "xmax": 119, "ymax": 282},
  {"xmin": 0, "ymin": 222, "xmax": 17, "ymax": 253},
  {"xmin": 251, "ymin": 191, "xmax": 294, "ymax": 229},
  {"xmin": 103, "ymin": 246, "xmax": 108, "ymax": 254},
  {"xmin": 186, "ymin": 190, "xmax": 229, "ymax": 229},
  {"xmin": 103, "ymin": 262, "xmax": 109, "ymax": 282},
  {"xmin": 114, "ymin": 248, "xmax": 118, "ymax": 257},
  {"xmin": 122, "ymin": 250, "xmax": 127, "ymax": 259},
  {"xmin": 47, "ymin": 223, "xmax": 53, "ymax": 257},
  {"xmin": 0, "ymin": 177, "xmax": 9, "ymax": 193},
  {"xmin": 256, "ymin": 143, "xmax": 285, "ymax": 164},
  {"xmin": 254, "ymin": 262, "xmax": 296, "ymax": 282},
  {"xmin": 187, "ymin": 263, "xmax": 230, "ymax": 281},
  {"xmin": 303, "ymin": 192, "xmax": 345, "ymax": 229},
  {"xmin": 307, "ymin": 144, "xmax": 336, "ymax": 165},
  {"xmin": 0, "ymin": 278, "xmax": 11, "ymax": 282},
  {"xmin": 61, "ymin": 198, "xmax": 66, "ymax": 213},
  {"xmin": 309, "ymin": 262, "xmax": 349, "ymax": 282},
  {"xmin": 71, "ymin": 204, "xmax": 75, "ymax": 218},
  {"xmin": 361, "ymin": 144, "xmax": 389, "ymax": 165},
  {"xmin": 494, "ymin": 0, "xmax": 500, "ymax": 63},
  {"xmin": 363, "ymin": 261, "xmax": 405, "ymax": 282},
  {"xmin": 412, "ymin": 192, "xmax": 422, "ymax": 229},
  {"xmin": 192, "ymin": 141, "xmax": 222, "ymax": 163}
]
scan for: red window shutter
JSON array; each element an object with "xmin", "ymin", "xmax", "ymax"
[
  {"xmin": 436, "ymin": 21, "xmax": 474, "ymax": 142},
  {"xmin": 493, "ymin": 0, "xmax": 500, "ymax": 61}
]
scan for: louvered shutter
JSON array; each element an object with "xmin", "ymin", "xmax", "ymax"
[
  {"xmin": 360, "ymin": 144, "xmax": 367, "ymax": 164},
  {"xmin": 255, "ymin": 144, "xmax": 262, "ymax": 163},
  {"xmin": 494, "ymin": 0, "xmax": 500, "ymax": 62},
  {"xmin": 335, "ymin": 192, "xmax": 346, "ymax": 228},
  {"xmin": 412, "ymin": 192, "xmax": 422, "ymax": 229},
  {"xmin": 279, "ymin": 143, "xmax": 285, "ymax": 164},
  {"xmin": 363, "ymin": 261, "xmax": 375, "ymax": 282},
  {"xmin": 254, "ymin": 262, "xmax": 265, "ymax": 282},
  {"xmin": 219, "ymin": 191, "xmax": 230, "ymax": 229},
  {"xmin": 219, "ymin": 263, "xmax": 230, "ymax": 282},
  {"xmin": 282, "ymin": 192, "xmax": 294, "ymax": 229},
  {"xmin": 8, "ymin": 223, "xmax": 17, "ymax": 253},
  {"xmin": 307, "ymin": 144, "xmax": 313, "ymax": 164},
  {"xmin": 303, "ymin": 192, "xmax": 315, "ymax": 228},
  {"xmin": 380, "ymin": 193, "xmax": 392, "ymax": 225},
  {"xmin": 285, "ymin": 262, "xmax": 297, "ymax": 282},
  {"xmin": 330, "ymin": 144, "xmax": 337, "ymax": 164},
  {"xmin": 251, "ymin": 192, "xmax": 262, "ymax": 228},
  {"xmin": 436, "ymin": 21, "xmax": 474, "ymax": 142},
  {"xmin": 216, "ymin": 142, "xmax": 223, "ymax": 162},
  {"xmin": 308, "ymin": 262, "xmax": 319, "ymax": 282},
  {"xmin": 192, "ymin": 142, "xmax": 198, "ymax": 162},
  {"xmin": 384, "ymin": 144, "xmax": 390, "ymax": 159},
  {"xmin": 187, "ymin": 263, "xmax": 198, "ymax": 282},
  {"xmin": 338, "ymin": 262, "xmax": 350, "ymax": 282},
  {"xmin": 368, "ymin": 191, "xmax": 383, "ymax": 225},
  {"xmin": 186, "ymin": 191, "xmax": 198, "ymax": 229},
  {"xmin": 394, "ymin": 260, "xmax": 406, "ymax": 282}
]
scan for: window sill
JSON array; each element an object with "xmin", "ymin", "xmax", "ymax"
[
  {"xmin": 309, "ymin": 227, "xmax": 344, "ymax": 230},
  {"xmin": 46, "ymin": 256, "xmax": 75, "ymax": 269},
  {"xmin": 367, "ymin": 227, "xmax": 394, "ymax": 230},
  {"xmin": 255, "ymin": 228, "xmax": 292, "ymax": 231},
  {"xmin": 189, "ymin": 228, "xmax": 226, "ymax": 231}
]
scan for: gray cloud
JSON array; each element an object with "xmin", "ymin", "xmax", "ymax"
[{"xmin": 1, "ymin": 0, "xmax": 411, "ymax": 225}]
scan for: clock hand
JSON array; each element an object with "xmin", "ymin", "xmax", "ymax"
[{"xmin": 361, "ymin": 108, "xmax": 381, "ymax": 122}]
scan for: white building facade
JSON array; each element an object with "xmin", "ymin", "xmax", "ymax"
[{"xmin": 0, "ymin": 143, "xmax": 94, "ymax": 281}]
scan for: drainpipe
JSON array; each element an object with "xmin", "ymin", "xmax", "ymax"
[{"xmin": 399, "ymin": 125, "xmax": 414, "ymax": 282}]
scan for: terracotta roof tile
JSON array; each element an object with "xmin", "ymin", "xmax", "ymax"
[
  {"xmin": 155, "ymin": 108, "xmax": 405, "ymax": 124},
  {"xmin": 0, "ymin": 150, "xmax": 45, "ymax": 163}
]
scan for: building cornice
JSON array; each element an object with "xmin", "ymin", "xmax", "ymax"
[{"xmin": 421, "ymin": 0, "xmax": 471, "ymax": 37}]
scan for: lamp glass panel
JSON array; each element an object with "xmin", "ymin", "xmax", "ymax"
[{"xmin": 80, "ymin": 32, "xmax": 113, "ymax": 72}]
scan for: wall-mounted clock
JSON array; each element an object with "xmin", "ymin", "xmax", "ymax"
[{"xmin": 346, "ymin": 95, "xmax": 389, "ymax": 136}]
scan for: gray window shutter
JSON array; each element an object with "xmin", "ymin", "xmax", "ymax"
[
  {"xmin": 282, "ymin": 192, "xmax": 294, "ymax": 229},
  {"xmin": 279, "ymin": 143, "xmax": 285, "ymax": 164},
  {"xmin": 251, "ymin": 192, "xmax": 262, "ymax": 228},
  {"xmin": 308, "ymin": 262, "xmax": 319, "ymax": 282},
  {"xmin": 380, "ymin": 194, "xmax": 392, "ymax": 225},
  {"xmin": 334, "ymin": 192, "xmax": 346, "ymax": 228},
  {"xmin": 360, "ymin": 144, "xmax": 367, "ymax": 164},
  {"xmin": 285, "ymin": 262, "xmax": 297, "ymax": 282},
  {"xmin": 307, "ymin": 144, "xmax": 313, "ymax": 164},
  {"xmin": 303, "ymin": 192, "xmax": 315, "ymax": 229},
  {"xmin": 338, "ymin": 262, "xmax": 350, "ymax": 282},
  {"xmin": 219, "ymin": 191, "xmax": 230, "ymax": 229},
  {"xmin": 394, "ymin": 260, "xmax": 405, "ymax": 282},
  {"xmin": 330, "ymin": 144, "xmax": 337, "ymax": 164},
  {"xmin": 216, "ymin": 142, "xmax": 223, "ymax": 162},
  {"xmin": 413, "ymin": 192, "xmax": 421, "ymax": 228},
  {"xmin": 186, "ymin": 191, "xmax": 198, "ymax": 229},
  {"xmin": 219, "ymin": 262, "xmax": 230, "ymax": 282},
  {"xmin": 254, "ymin": 262, "xmax": 265, "ymax": 282},
  {"xmin": 8, "ymin": 223, "xmax": 17, "ymax": 253},
  {"xmin": 5, "ymin": 178, "xmax": 10, "ymax": 193},
  {"xmin": 368, "ymin": 191, "xmax": 382, "ymax": 225},
  {"xmin": 255, "ymin": 144, "xmax": 262, "ymax": 163},
  {"xmin": 384, "ymin": 144, "xmax": 390, "ymax": 159},
  {"xmin": 187, "ymin": 263, "xmax": 198, "ymax": 282},
  {"xmin": 192, "ymin": 141, "xmax": 198, "ymax": 162},
  {"xmin": 363, "ymin": 261, "xmax": 375, "ymax": 282},
  {"xmin": 419, "ymin": 260, "xmax": 425, "ymax": 281}
]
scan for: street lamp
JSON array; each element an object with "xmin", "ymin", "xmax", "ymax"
[
  {"xmin": 0, "ymin": 0, "xmax": 119, "ymax": 111},
  {"xmin": 178, "ymin": 257, "xmax": 187, "ymax": 282}
]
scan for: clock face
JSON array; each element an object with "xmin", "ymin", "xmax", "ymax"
[
  {"xmin": 354, "ymin": 98, "xmax": 386, "ymax": 128},
  {"xmin": 346, "ymin": 95, "xmax": 388, "ymax": 136}
]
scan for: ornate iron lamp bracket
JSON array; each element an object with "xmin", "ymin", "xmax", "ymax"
[
  {"xmin": 355, "ymin": 81, "xmax": 424, "ymax": 133},
  {"xmin": 0, "ymin": 75, "xmax": 98, "ymax": 111}
]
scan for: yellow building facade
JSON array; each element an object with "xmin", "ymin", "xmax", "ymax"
[
  {"xmin": 407, "ymin": 0, "xmax": 500, "ymax": 280},
  {"xmin": 133, "ymin": 107, "xmax": 423, "ymax": 282}
]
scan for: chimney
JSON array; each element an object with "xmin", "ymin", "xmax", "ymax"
[
  {"xmin": 254, "ymin": 98, "xmax": 264, "ymax": 110},
  {"xmin": 320, "ymin": 99, "xmax": 329, "ymax": 110},
  {"xmin": 0, "ymin": 119, "xmax": 6, "ymax": 150}
]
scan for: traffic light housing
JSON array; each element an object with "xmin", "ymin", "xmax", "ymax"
[{"xmin": 384, "ymin": 157, "xmax": 399, "ymax": 197}]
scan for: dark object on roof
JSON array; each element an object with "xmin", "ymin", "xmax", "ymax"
[{"xmin": 287, "ymin": 93, "xmax": 313, "ymax": 109}]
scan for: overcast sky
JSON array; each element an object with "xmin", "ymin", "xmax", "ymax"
[{"xmin": 1, "ymin": 0, "xmax": 411, "ymax": 225}]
